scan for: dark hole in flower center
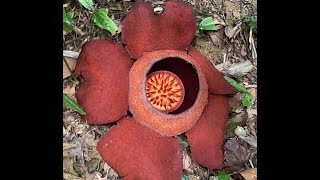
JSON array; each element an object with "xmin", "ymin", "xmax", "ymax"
[{"xmin": 147, "ymin": 57, "xmax": 200, "ymax": 114}]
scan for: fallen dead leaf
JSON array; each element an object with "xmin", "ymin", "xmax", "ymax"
[
  {"xmin": 234, "ymin": 126, "xmax": 257, "ymax": 148},
  {"xmin": 63, "ymin": 110, "xmax": 83, "ymax": 132},
  {"xmin": 94, "ymin": 172, "xmax": 109, "ymax": 180},
  {"xmin": 224, "ymin": 138, "xmax": 249, "ymax": 173},
  {"xmin": 103, "ymin": 162, "xmax": 119, "ymax": 179},
  {"xmin": 63, "ymin": 172, "xmax": 85, "ymax": 180},
  {"xmin": 225, "ymin": 111, "xmax": 247, "ymax": 140},
  {"xmin": 225, "ymin": 22, "xmax": 242, "ymax": 39},
  {"xmin": 63, "ymin": 82, "xmax": 76, "ymax": 99},
  {"xmin": 215, "ymin": 61, "xmax": 232, "ymax": 72},
  {"xmin": 70, "ymin": 138, "xmax": 89, "ymax": 178},
  {"xmin": 234, "ymin": 126, "xmax": 247, "ymax": 137},
  {"xmin": 240, "ymin": 44, "xmax": 247, "ymax": 56},
  {"xmin": 248, "ymin": 88, "xmax": 256, "ymax": 103},
  {"xmin": 232, "ymin": 10, "xmax": 241, "ymax": 19},
  {"xmin": 246, "ymin": 108, "xmax": 257, "ymax": 119},
  {"xmin": 188, "ymin": 175, "xmax": 201, "ymax": 180},
  {"xmin": 82, "ymin": 132, "xmax": 100, "ymax": 161},
  {"xmin": 63, "ymin": 50, "xmax": 80, "ymax": 59},
  {"xmin": 247, "ymin": 115, "xmax": 257, "ymax": 138},
  {"xmin": 63, "ymin": 142, "xmax": 77, "ymax": 151},
  {"xmin": 226, "ymin": 60, "xmax": 254, "ymax": 75},
  {"xmin": 208, "ymin": 30, "xmax": 225, "ymax": 48},
  {"xmin": 183, "ymin": 151, "xmax": 192, "ymax": 171},
  {"xmin": 239, "ymin": 168, "xmax": 257, "ymax": 180},
  {"xmin": 229, "ymin": 93, "xmax": 244, "ymax": 111},
  {"xmin": 86, "ymin": 158, "xmax": 101, "ymax": 173},
  {"xmin": 63, "ymin": 157, "xmax": 80, "ymax": 177},
  {"xmin": 63, "ymin": 56, "xmax": 77, "ymax": 79}
]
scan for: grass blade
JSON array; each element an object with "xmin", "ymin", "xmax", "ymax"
[{"xmin": 63, "ymin": 94, "xmax": 86, "ymax": 115}]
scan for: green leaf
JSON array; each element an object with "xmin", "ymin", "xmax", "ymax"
[
  {"xmin": 63, "ymin": 7, "xmax": 74, "ymax": 33},
  {"xmin": 224, "ymin": 76, "xmax": 254, "ymax": 107},
  {"xmin": 66, "ymin": 11, "xmax": 74, "ymax": 21},
  {"xmin": 100, "ymin": 127, "xmax": 107, "ymax": 135},
  {"xmin": 218, "ymin": 170, "xmax": 230, "ymax": 180},
  {"xmin": 199, "ymin": 17, "xmax": 217, "ymax": 31},
  {"xmin": 92, "ymin": 9, "xmax": 118, "ymax": 33},
  {"xmin": 63, "ymin": 94, "xmax": 86, "ymax": 115},
  {"xmin": 242, "ymin": 92, "xmax": 254, "ymax": 107},
  {"xmin": 249, "ymin": 20, "xmax": 257, "ymax": 30},
  {"xmin": 182, "ymin": 174, "xmax": 189, "ymax": 180},
  {"xmin": 175, "ymin": 135, "xmax": 189, "ymax": 148},
  {"xmin": 224, "ymin": 76, "xmax": 248, "ymax": 93},
  {"xmin": 193, "ymin": 7, "xmax": 198, "ymax": 16},
  {"xmin": 195, "ymin": 29, "xmax": 200, "ymax": 37},
  {"xmin": 78, "ymin": 0, "xmax": 94, "ymax": 11},
  {"xmin": 241, "ymin": 16, "xmax": 257, "ymax": 30}
]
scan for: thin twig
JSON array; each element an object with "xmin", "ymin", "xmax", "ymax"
[
  {"xmin": 249, "ymin": 159, "xmax": 254, "ymax": 168},
  {"xmin": 65, "ymin": 32, "xmax": 92, "ymax": 45},
  {"xmin": 63, "ymin": 57, "xmax": 79, "ymax": 84}
]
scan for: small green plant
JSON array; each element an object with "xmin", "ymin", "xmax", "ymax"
[
  {"xmin": 99, "ymin": 127, "xmax": 107, "ymax": 135},
  {"xmin": 195, "ymin": 16, "xmax": 217, "ymax": 37},
  {"xmin": 78, "ymin": 0, "xmax": 118, "ymax": 33},
  {"xmin": 217, "ymin": 170, "xmax": 230, "ymax": 180},
  {"xmin": 241, "ymin": 15, "xmax": 257, "ymax": 30},
  {"xmin": 63, "ymin": 7, "xmax": 75, "ymax": 33},
  {"xmin": 63, "ymin": 0, "xmax": 118, "ymax": 34},
  {"xmin": 199, "ymin": 17, "xmax": 217, "ymax": 31},
  {"xmin": 63, "ymin": 94, "xmax": 86, "ymax": 115},
  {"xmin": 182, "ymin": 174, "xmax": 190, "ymax": 180},
  {"xmin": 224, "ymin": 76, "xmax": 254, "ymax": 107},
  {"xmin": 175, "ymin": 135, "xmax": 189, "ymax": 148}
]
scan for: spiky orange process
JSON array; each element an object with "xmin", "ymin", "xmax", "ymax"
[
  {"xmin": 129, "ymin": 50, "xmax": 208, "ymax": 136},
  {"xmin": 146, "ymin": 70, "xmax": 185, "ymax": 113}
]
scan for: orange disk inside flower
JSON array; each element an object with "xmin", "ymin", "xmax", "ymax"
[{"xmin": 146, "ymin": 71, "xmax": 185, "ymax": 113}]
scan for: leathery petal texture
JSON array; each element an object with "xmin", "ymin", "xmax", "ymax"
[
  {"xmin": 122, "ymin": 0, "xmax": 196, "ymax": 59},
  {"xmin": 74, "ymin": 40, "xmax": 133, "ymax": 124},
  {"xmin": 188, "ymin": 47, "xmax": 237, "ymax": 95},
  {"xmin": 186, "ymin": 95, "xmax": 229, "ymax": 169},
  {"xmin": 129, "ymin": 50, "xmax": 208, "ymax": 136},
  {"xmin": 97, "ymin": 118, "xmax": 183, "ymax": 180}
]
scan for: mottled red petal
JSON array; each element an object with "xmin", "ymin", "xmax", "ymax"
[
  {"xmin": 97, "ymin": 118, "xmax": 183, "ymax": 180},
  {"xmin": 188, "ymin": 47, "xmax": 237, "ymax": 95},
  {"xmin": 186, "ymin": 95, "xmax": 229, "ymax": 169},
  {"xmin": 122, "ymin": 0, "xmax": 196, "ymax": 59},
  {"xmin": 74, "ymin": 40, "xmax": 133, "ymax": 124}
]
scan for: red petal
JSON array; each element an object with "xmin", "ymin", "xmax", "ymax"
[
  {"xmin": 188, "ymin": 47, "xmax": 237, "ymax": 95},
  {"xmin": 74, "ymin": 40, "xmax": 133, "ymax": 124},
  {"xmin": 186, "ymin": 95, "xmax": 229, "ymax": 169},
  {"xmin": 97, "ymin": 118, "xmax": 183, "ymax": 179},
  {"xmin": 122, "ymin": 0, "xmax": 196, "ymax": 59}
]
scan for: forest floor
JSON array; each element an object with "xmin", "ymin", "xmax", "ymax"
[{"xmin": 63, "ymin": 0, "xmax": 257, "ymax": 179}]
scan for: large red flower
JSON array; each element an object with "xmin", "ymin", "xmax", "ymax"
[{"xmin": 74, "ymin": 0, "xmax": 237, "ymax": 179}]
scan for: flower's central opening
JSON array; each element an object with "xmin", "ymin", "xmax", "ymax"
[
  {"xmin": 146, "ymin": 70, "xmax": 185, "ymax": 113},
  {"xmin": 147, "ymin": 57, "xmax": 200, "ymax": 114}
]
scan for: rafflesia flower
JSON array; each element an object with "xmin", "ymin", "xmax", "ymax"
[{"xmin": 74, "ymin": 0, "xmax": 237, "ymax": 179}]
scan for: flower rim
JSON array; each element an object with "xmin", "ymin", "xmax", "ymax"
[{"xmin": 129, "ymin": 49, "xmax": 208, "ymax": 136}]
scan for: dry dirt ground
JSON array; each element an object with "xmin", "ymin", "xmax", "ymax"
[{"xmin": 63, "ymin": 0, "xmax": 257, "ymax": 179}]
